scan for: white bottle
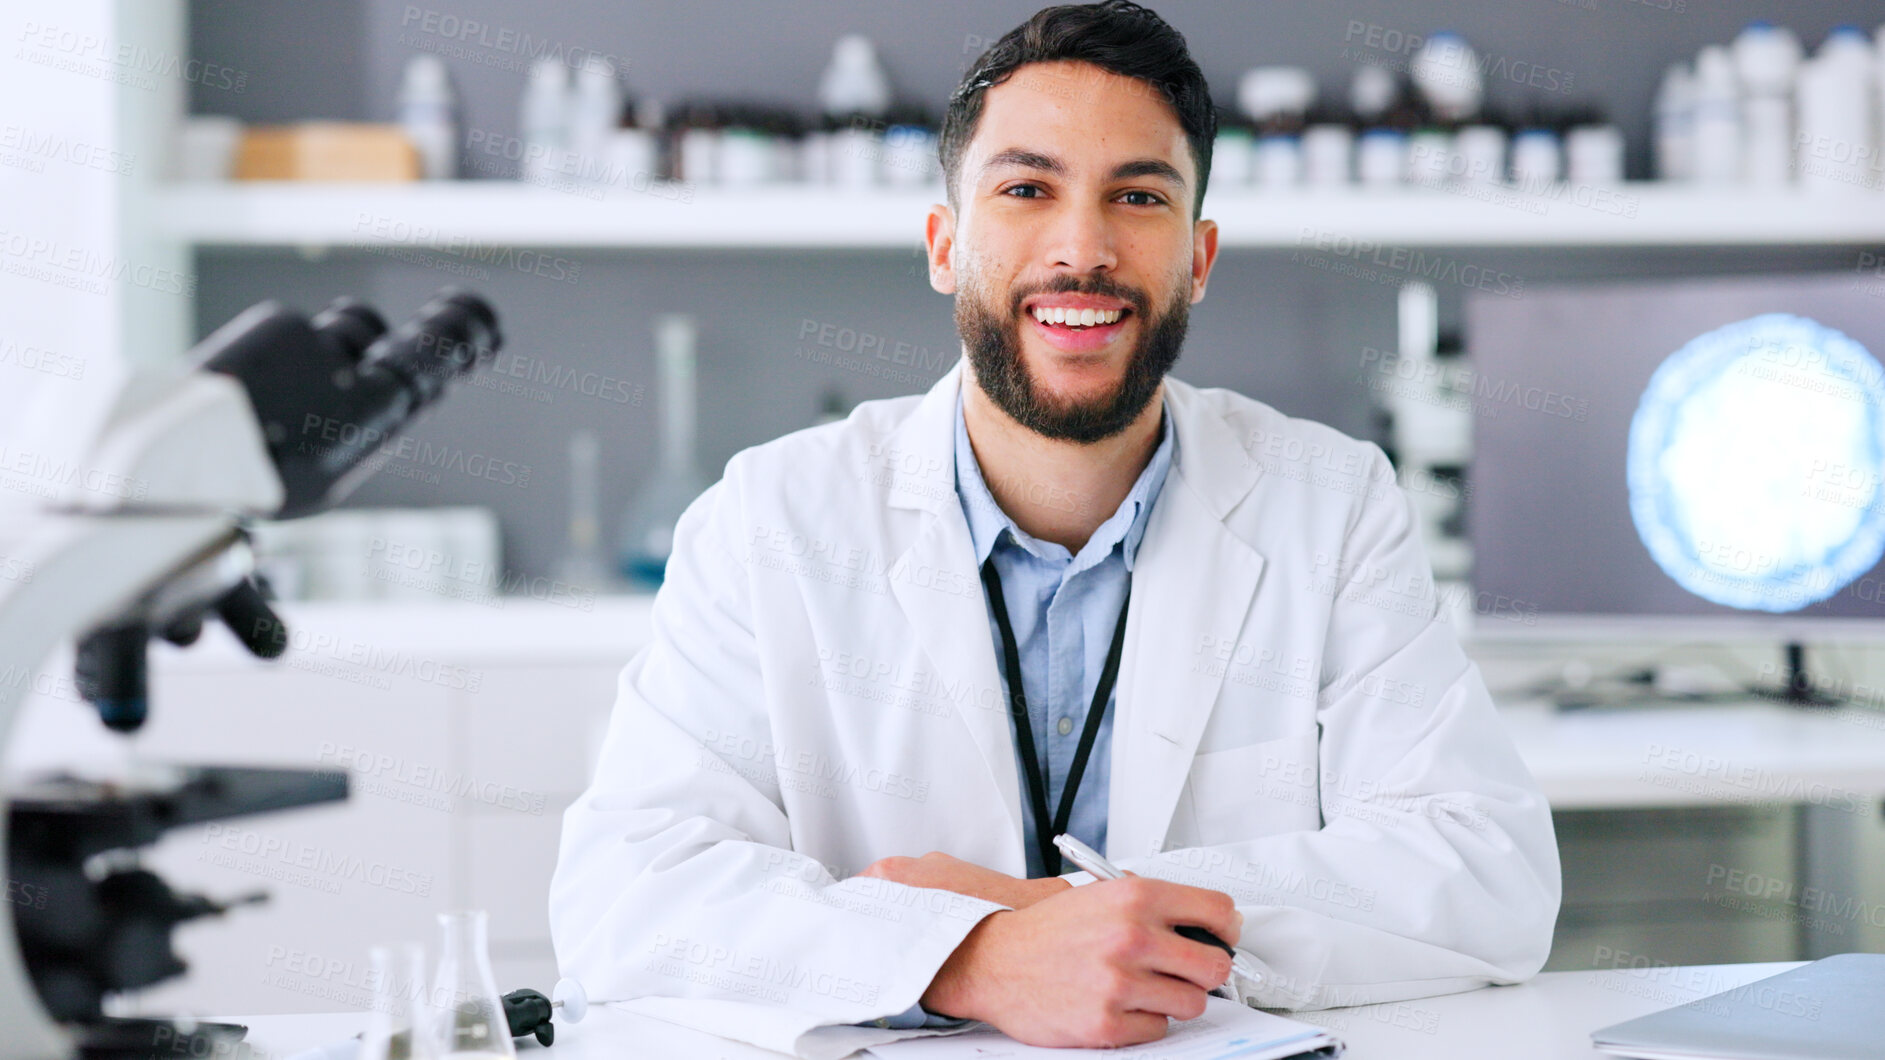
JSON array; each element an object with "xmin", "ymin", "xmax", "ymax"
[
  {"xmin": 884, "ymin": 123, "xmax": 939, "ymax": 187},
  {"xmin": 1239, "ymin": 67, "xmax": 1315, "ymax": 189},
  {"xmin": 1798, "ymin": 26, "xmax": 1877, "ymax": 192},
  {"xmin": 1653, "ymin": 62, "xmax": 1696, "ymax": 181},
  {"xmin": 1509, "ymin": 128, "xmax": 1562, "ymax": 189},
  {"xmin": 1690, "ymin": 45, "xmax": 1742, "ymax": 183},
  {"xmin": 1406, "ymin": 128, "xmax": 1453, "ymax": 187},
  {"xmin": 603, "ymin": 97, "xmax": 661, "ymax": 192},
  {"xmin": 1349, "ymin": 65, "xmax": 1397, "ymax": 126},
  {"xmin": 397, "ymin": 54, "xmax": 457, "ymax": 180},
  {"xmin": 1732, "ymin": 21, "xmax": 1803, "ymax": 187},
  {"xmin": 1410, "ymin": 31, "xmax": 1483, "ymax": 123},
  {"xmin": 1566, "ymin": 125, "xmax": 1625, "ymax": 184},
  {"xmin": 1302, "ymin": 124, "xmax": 1353, "ymax": 186},
  {"xmin": 819, "ymin": 34, "xmax": 891, "ymax": 118},
  {"xmin": 1211, "ymin": 128, "xmax": 1254, "ymax": 188},
  {"xmin": 1356, "ymin": 129, "xmax": 1407, "ymax": 188},
  {"xmin": 1454, "ymin": 124, "xmax": 1507, "ymax": 185},
  {"xmin": 820, "ymin": 35, "xmax": 891, "ymax": 191},
  {"xmin": 520, "ymin": 57, "xmax": 570, "ymax": 185},
  {"xmin": 1875, "ymin": 23, "xmax": 1885, "ymax": 183},
  {"xmin": 568, "ymin": 56, "xmax": 623, "ymax": 184}
]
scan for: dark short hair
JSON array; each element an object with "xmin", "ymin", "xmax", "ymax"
[{"xmin": 939, "ymin": 1, "xmax": 1216, "ymax": 221}]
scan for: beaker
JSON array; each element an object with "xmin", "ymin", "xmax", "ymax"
[
  {"xmin": 425, "ymin": 910, "xmax": 517, "ymax": 1060},
  {"xmin": 361, "ymin": 943, "xmax": 428, "ymax": 1060}
]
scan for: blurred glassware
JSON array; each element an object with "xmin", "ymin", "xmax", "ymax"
[
  {"xmin": 425, "ymin": 910, "xmax": 515, "ymax": 1060},
  {"xmin": 361, "ymin": 942, "xmax": 429, "ymax": 1060},
  {"xmin": 617, "ymin": 315, "xmax": 711, "ymax": 587},
  {"xmin": 552, "ymin": 429, "xmax": 611, "ymax": 592}
]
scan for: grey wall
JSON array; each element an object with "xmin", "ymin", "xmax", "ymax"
[{"xmin": 187, "ymin": 2, "xmax": 1885, "ymax": 580}]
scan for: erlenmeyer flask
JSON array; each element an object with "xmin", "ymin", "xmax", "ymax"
[
  {"xmin": 426, "ymin": 910, "xmax": 516, "ymax": 1060},
  {"xmin": 361, "ymin": 943, "xmax": 428, "ymax": 1060}
]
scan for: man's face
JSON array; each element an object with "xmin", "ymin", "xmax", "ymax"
[{"xmin": 927, "ymin": 60, "xmax": 1219, "ymax": 443}]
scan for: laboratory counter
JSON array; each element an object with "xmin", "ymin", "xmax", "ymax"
[{"xmin": 222, "ymin": 961, "xmax": 1799, "ymax": 1060}]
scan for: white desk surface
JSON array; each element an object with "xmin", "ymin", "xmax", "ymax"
[
  {"xmin": 1499, "ymin": 699, "xmax": 1885, "ymax": 810},
  {"xmin": 225, "ymin": 961, "xmax": 1798, "ymax": 1060}
]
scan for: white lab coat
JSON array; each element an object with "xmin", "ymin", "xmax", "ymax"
[{"xmin": 549, "ymin": 362, "xmax": 1561, "ymax": 1059}]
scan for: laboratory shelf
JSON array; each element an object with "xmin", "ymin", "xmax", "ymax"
[{"xmin": 153, "ymin": 180, "xmax": 1885, "ymax": 250}]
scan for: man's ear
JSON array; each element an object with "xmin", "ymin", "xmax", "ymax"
[
  {"xmin": 926, "ymin": 203, "xmax": 958, "ymax": 295},
  {"xmin": 1190, "ymin": 217, "xmax": 1220, "ymax": 305}
]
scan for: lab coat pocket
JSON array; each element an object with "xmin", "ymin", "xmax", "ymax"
[{"xmin": 1186, "ymin": 729, "xmax": 1320, "ymax": 844}]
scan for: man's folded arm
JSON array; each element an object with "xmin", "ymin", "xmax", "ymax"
[{"xmin": 547, "ymin": 463, "xmax": 1006, "ymax": 1053}]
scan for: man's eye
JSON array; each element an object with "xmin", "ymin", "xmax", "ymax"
[
  {"xmin": 1003, "ymin": 184, "xmax": 1043, "ymax": 199},
  {"xmin": 1119, "ymin": 190, "xmax": 1164, "ymax": 206}
]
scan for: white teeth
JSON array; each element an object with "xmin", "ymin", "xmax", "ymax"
[{"xmin": 1031, "ymin": 306, "xmax": 1124, "ymax": 326}]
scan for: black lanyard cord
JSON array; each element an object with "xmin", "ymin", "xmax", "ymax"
[{"xmin": 979, "ymin": 557, "xmax": 1133, "ymax": 877}]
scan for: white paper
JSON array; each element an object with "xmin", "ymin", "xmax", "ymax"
[{"xmin": 861, "ymin": 996, "xmax": 1341, "ymax": 1059}]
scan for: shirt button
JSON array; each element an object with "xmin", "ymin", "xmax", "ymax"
[{"xmin": 1056, "ymin": 716, "xmax": 1074, "ymax": 736}]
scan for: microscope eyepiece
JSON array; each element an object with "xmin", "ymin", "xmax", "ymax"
[
  {"xmin": 197, "ymin": 288, "xmax": 503, "ymax": 519},
  {"xmin": 308, "ymin": 299, "xmax": 389, "ymax": 362},
  {"xmin": 365, "ymin": 288, "xmax": 501, "ymax": 408}
]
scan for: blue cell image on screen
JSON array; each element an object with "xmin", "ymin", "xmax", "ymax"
[{"xmin": 1627, "ymin": 313, "xmax": 1885, "ymax": 612}]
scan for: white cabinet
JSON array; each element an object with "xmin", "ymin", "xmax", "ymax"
[{"xmin": 9, "ymin": 597, "xmax": 655, "ymax": 1017}]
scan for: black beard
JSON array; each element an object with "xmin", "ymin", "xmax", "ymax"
[{"xmin": 955, "ymin": 271, "xmax": 1189, "ymax": 444}]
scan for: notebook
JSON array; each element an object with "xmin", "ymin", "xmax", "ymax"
[
  {"xmin": 863, "ymin": 995, "xmax": 1342, "ymax": 1059},
  {"xmin": 1591, "ymin": 953, "xmax": 1885, "ymax": 1060}
]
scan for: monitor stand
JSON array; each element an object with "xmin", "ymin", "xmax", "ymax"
[{"xmin": 1766, "ymin": 641, "xmax": 1843, "ymax": 708}]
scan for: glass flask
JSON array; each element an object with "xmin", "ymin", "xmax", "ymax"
[
  {"xmin": 551, "ymin": 428, "xmax": 612, "ymax": 593},
  {"xmin": 361, "ymin": 943, "xmax": 428, "ymax": 1060},
  {"xmin": 425, "ymin": 910, "xmax": 516, "ymax": 1060},
  {"xmin": 616, "ymin": 314, "xmax": 712, "ymax": 588}
]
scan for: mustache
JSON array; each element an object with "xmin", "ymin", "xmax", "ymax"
[{"xmin": 1006, "ymin": 275, "xmax": 1150, "ymax": 319}]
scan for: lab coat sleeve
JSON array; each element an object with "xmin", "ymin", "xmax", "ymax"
[
  {"xmin": 548, "ymin": 461, "xmax": 1008, "ymax": 1060},
  {"xmin": 1115, "ymin": 447, "xmax": 1561, "ymax": 1011}
]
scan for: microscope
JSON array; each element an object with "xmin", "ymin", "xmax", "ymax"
[{"xmin": 0, "ymin": 289, "xmax": 502, "ymax": 1060}]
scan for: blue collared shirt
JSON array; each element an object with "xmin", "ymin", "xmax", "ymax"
[{"xmin": 875, "ymin": 387, "xmax": 1177, "ymax": 1030}]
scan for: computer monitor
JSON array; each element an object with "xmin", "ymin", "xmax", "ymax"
[{"xmin": 1465, "ymin": 271, "xmax": 1885, "ymax": 660}]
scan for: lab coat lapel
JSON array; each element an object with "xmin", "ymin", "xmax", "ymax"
[
  {"xmin": 877, "ymin": 368, "xmax": 1268, "ymax": 874},
  {"xmin": 883, "ymin": 364, "xmax": 1028, "ymax": 877},
  {"xmin": 1107, "ymin": 380, "xmax": 1268, "ymax": 861}
]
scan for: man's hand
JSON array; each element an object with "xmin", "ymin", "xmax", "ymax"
[
  {"xmin": 857, "ymin": 851, "xmax": 1071, "ymax": 910},
  {"xmin": 918, "ymin": 875, "xmax": 1242, "ymax": 1048}
]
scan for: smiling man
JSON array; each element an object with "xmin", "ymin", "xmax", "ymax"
[{"xmin": 550, "ymin": 3, "xmax": 1560, "ymax": 1055}]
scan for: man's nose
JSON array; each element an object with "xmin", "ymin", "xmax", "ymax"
[{"xmin": 1043, "ymin": 201, "xmax": 1118, "ymax": 274}]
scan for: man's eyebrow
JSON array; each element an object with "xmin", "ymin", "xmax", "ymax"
[
  {"xmin": 1109, "ymin": 158, "xmax": 1186, "ymax": 188},
  {"xmin": 981, "ymin": 148, "xmax": 1065, "ymax": 176},
  {"xmin": 979, "ymin": 149, "xmax": 1186, "ymax": 190}
]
